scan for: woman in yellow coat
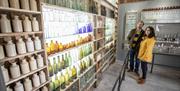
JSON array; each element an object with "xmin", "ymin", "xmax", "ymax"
[{"xmin": 137, "ymin": 26, "xmax": 156, "ymax": 84}]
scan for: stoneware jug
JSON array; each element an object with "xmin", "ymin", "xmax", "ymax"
[
  {"xmin": 20, "ymin": 59, "xmax": 30, "ymax": 74},
  {"xmin": 5, "ymin": 40, "xmax": 17, "ymax": 57},
  {"xmin": 16, "ymin": 38, "xmax": 26, "ymax": 54},
  {"xmin": 12, "ymin": 15, "xmax": 23, "ymax": 32},
  {"xmin": 39, "ymin": 71, "xmax": 46, "ymax": 83},
  {"xmin": 29, "ymin": 56, "xmax": 38, "ymax": 71},
  {"xmin": 32, "ymin": 73, "xmax": 40, "ymax": 87},
  {"xmin": 6, "ymin": 86, "xmax": 13, "ymax": 91},
  {"xmin": 37, "ymin": 54, "xmax": 44, "ymax": 68},
  {"xmin": 41, "ymin": 86, "xmax": 48, "ymax": 91},
  {"xmin": 10, "ymin": 62, "xmax": 21, "ymax": 78},
  {"xmin": 23, "ymin": 16, "xmax": 32, "ymax": 32},
  {"xmin": 14, "ymin": 81, "xmax": 24, "ymax": 91},
  {"xmin": 32, "ymin": 17, "xmax": 39, "ymax": 32},
  {"xmin": 0, "ymin": 45, "xmax": 5, "ymax": 59},
  {"xmin": 9, "ymin": 0, "xmax": 20, "ymax": 9},
  {"xmin": 0, "ymin": 0, "xmax": 9, "ymax": 7},
  {"xmin": 23, "ymin": 77, "xmax": 33, "ymax": 91},
  {"xmin": 1, "ymin": 65, "xmax": 10, "ymax": 82},
  {"xmin": 30, "ymin": 0, "xmax": 38, "ymax": 11},
  {"xmin": 26, "ymin": 37, "xmax": 34, "ymax": 52},
  {"xmin": 34, "ymin": 36, "xmax": 42, "ymax": 50},
  {"xmin": 20, "ymin": 0, "xmax": 29, "ymax": 10},
  {"xmin": 0, "ymin": 14, "xmax": 12, "ymax": 33}
]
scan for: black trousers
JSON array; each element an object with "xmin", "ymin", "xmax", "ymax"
[{"xmin": 140, "ymin": 61, "xmax": 148, "ymax": 79}]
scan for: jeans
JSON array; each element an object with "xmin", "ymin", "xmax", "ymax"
[
  {"xmin": 129, "ymin": 49, "xmax": 140, "ymax": 72},
  {"xmin": 140, "ymin": 61, "xmax": 148, "ymax": 79}
]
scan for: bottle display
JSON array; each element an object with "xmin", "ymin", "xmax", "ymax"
[
  {"xmin": 0, "ymin": 0, "xmax": 9, "ymax": 7},
  {"xmin": 34, "ymin": 36, "xmax": 42, "ymax": 50},
  {"xmin": 32, "ymin": 73, "xmax": 41, "ymax": 87},
  {"xmin": 10, "ymin": 62, "xmax": 21, "ymax": 78},
  {"xmin": 20, "ymin": 59, "xmax": 30, "ymax": 74},
  {"xmin": 1, "ymin": 65, "xmax": 10, "ymax": 82},
  {"xmin": 14, "ymin": 81, "xmax": 24, "ymax": 91},
  {"xmin": 26, "ymin": 37, "xmax": 34, "ymax": 52},
  {"xmin": 29, "ymin": 56, "xmax": 38, "ymax": 71},
  {"xmin": 32, "ymin": 17, "xmax": 39, "ymax": 31},
  {"xmin": 0, "ymin": 45, "xmax": 5, "ymax": 59},
  {"xmin": 16, "ymin": 38, "xmax": 27, "ymax": 54},
  {"xmin": 12, "ymin": 15, "xmax": 23, "ymax": 32},
  {"xmin": 23, "ymin": 77, "xmax": 33, "ymax": 91},
  {"xmin": 5, "ymin": 40, "xmax": 17, "ymax": 57},
  {"xmin": 23, "ymin": 16, "xmax": 32, "ymax": 32},
  {"xmin": 20, "ymin": 0, "xmax": 30, "ymax": 10},
  {"xmin": 0, "ymin": 14, "xmax": 12, "ymax": 33},
  {"xmin": 9, "ymin": 0, "xmax": 20, "ymax": 9},
  {"xmin": 37, "ymin": 54, "xmax": 44, "ymax": 68}
]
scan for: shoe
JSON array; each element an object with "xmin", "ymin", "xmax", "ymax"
[
  {"xmin": 137, "ymin": 78, "xmax": 145, "ymax": 84},
  {"xmin": 127, "ymin": 69, "xmax": 133, "ymax": 72}
]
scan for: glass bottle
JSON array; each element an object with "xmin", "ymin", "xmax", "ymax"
[
  {"xmin": 46, "ymin": 43, "xmax": 51, "ymax": 55},
  {"xmin": 12, "ymin": 15, "xmax": 23, "ymax": 32},
  {"xmin": 68, "ymin": 52, "xmax": 72, "ymax": 66},
  {"xmin": 54, "ymin": 75, "xmax": 59, "ymax": 89},
  {"xmin": 29, "ymin": 56, "xmax": 38, "ymax": 71},
  {"xmin": 16, "ymin": 38, "xmax": 26, "ymax": 54},
  {"xmin": 26, "ymin": 37, "xmax": 34, "ymax": 52},
  {"xmin": 32, "ymin": 73, "xmax": 40, "ymax": 87},
  {"xmin": 23, "ymin": 16, "xmax": 32, "ymax": 32},
  {"xmin": 36, "ymin": 54, "xmax": 44, "ymax": 68},
  {"xmin": 34, "ymin": 36, "xmax": 42, "ymax": 50},
  {"xmin": 20, "ymin": 59, "xmax": 30, "ymax": 74},
  {"xmin": 20, "ymin": 0, "xmax": 29, "ymax": 10},
  {"xmin": 48, "ymin": 61, "xmax": 53, "ymax": 77},
  {"xmin": 0, "ymin": 14, "xmax": 12, "ymax": 33},
  {"xmin": 50, "ymin": 40, "xmax": 55, "ymax": 54},
  {"xmin": 9, "ymin": 0, "xmax": 20, "ymax": 9},
  {"xmin": 60, "ymin": 72, "xmax": 66, "ymax": 89},
  {"xmin": 68, "ymin": 67, "xmax": 73, "ymax": 82},
  {"xmin": 1, "ymin": 65, "xmax": 10, "ymax": 82},
  {"xmin": 0, "ymin": 0, "xmax": 9, "ymax": 7},
  {"xmin": 61, "ymin": 55, "xmax": 65, "ymax": 69},
  {"xmin": 57, "ymin": 56, "xmax": 61, "ymax": 71},
  {"xmin": 29, "ymin": 0, "xmax": 38, "ymax": 11},
  {"xmin": 10, "ymin": 62, "xmax": 21, "ymax": 78},
  {"xmin": 72, "ymin": 66, "xmax": 77, "ymax": 79},
  {"xmin": 32, "ymin": 17, "xmax": 39, "ymax": 31},
  {"xmin": 53, "ymin": 57, "xmax": 58, "ymax": 74},
  {"xmin": 55, "ymin": 41, "xmax": 59, "ymax": 52},
  {"xmin": 65, "ymin": 69, "xmax": 69, "ymax": 85},
  {"xmin": 0, "ymin": 45, "xmax": 5, "ymax": 59},
  {"xmin": 65, "ymin": 53, "xmax": 69, "ymax": 67},
  {"xmin": 58, "ymin": 42, "xmax": 63, "ymax": 51},
  {"xmin": 23, "ymin": 77, "xmax": 33, "ymax": 91},
  {"xmin": 14, "ymin": 81, "xmax": 24, "ymax": 91}
]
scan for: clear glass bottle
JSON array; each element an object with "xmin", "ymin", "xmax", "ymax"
[
  {"xmin": 10, "ymin": 62, "xmax": 21, "ymax": 78},
  {"xmin": 12, "ymin": 15, "xmax": 23, "ymax": 33},
  {"xmin": 23, "ymin": 16, "xmax": 32, "ymax": 32},
  {"xmin": 16, "ymin": 38, "xmax": 27, "ymax": 54},
  {"xmin": 20, "ymin": 59, "xmax": 30, "ymax": 74},
  {"xmin": 23, "ymin": 77, "xmax": 33, "ymax": 91},
  {"xmin": 9, "ymin": 0, "xmax": 20, "ymax": 9},
  {"xmin": 0, "ymin": 14, "xmax": 12, "ymax": 33},
  {"xmin": 1, "ymin": 65, "xmax": 10, "ymax": 82},
  {"xmin": 5, "ymin": 40, "xmax": 17, "ymax": 57}
]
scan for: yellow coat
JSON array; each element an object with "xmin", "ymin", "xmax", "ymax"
[{"xmin": 138, "ymin": 37, "xmax": 156, "ymax": 63}]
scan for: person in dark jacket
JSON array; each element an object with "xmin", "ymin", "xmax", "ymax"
[{"xmin": 127, "ymin": 20, "xmax": 145, "ymax": 76}]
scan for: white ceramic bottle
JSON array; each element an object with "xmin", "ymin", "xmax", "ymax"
[
  {"xmin": 20, "ymin": 0, "xmax": 29, "ymax": 10},
  {"xmin": 0, "ymin": 45, "xmax": 5, "ymax": 59},
  {"xmin": 6, "ymin": 86, "xmax": 13, "ymax": 91},
  {"xmin": 20, "ymin": 59, "xmax": 30, "ymax": 74},
  {"xmin": 37, "ymin": 54, "xmax": 44, "ymax": 68},
  {"xmin": 34, "ymin": 36, "xmax": 42, "ymax": 50},
  {"xmin": 32, "ymin": 17, "xmax": 39, "ymax": 32},
  {"xmin": 30, "ymin": 0, "xmax": 38, "ymax": 11},
  {"xmin": 5, "ymin": 40, "xmax": 17, "ymax": 57},
  {"xmin": 23, "ymin": 77, "xmax": 33, "ymax": 91},
  {"xmin": 17, "ymin": 38, "xmax": 27, "ymax": 54},
  {"xmin": 1, "ymin": 65, "xmax": 10, "ymax": 82},
  {"xmin": 26, "ymin": 37, "xmax": 34, "ymax": 52},
  {"xmin": 29, "ymin": 56, "xmax": 37, "ymax": 71},
  {"xmin": 32, "ymin": 73, "xmax": 40, "ymax": 87},
  {"xmin": 9, "ymin": 0, "xmax": 20, "ymax": 9},
  {"xmin": 41, "ymin": 86, "xmax": 48, "ymax": 91},
  {"xmin": 0, "ymin": 14, "xmax": 12, "ymax": 33},
  {"xmin": 39, "ymin": 71, "xmax": 46, "ymax": 84},
  {"xmin": 0, "ymin": 0, "xmax": 9, "ymax": 7},
  {"xmin": 14, "ymin": 81, "xmax": 24, "ymax": 91},
  {"xmin": 10, "ymin": 62, "xmax": 21, "ymax": 78},
  {"xmin": 12, "ymin": 15, "xmax": 23, "ymax": 32},
  {"xmin": 23, "ymin": 16, "xmax": 32, "ymax": 32}
]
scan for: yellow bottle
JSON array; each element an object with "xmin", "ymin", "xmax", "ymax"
[
  {"xmin": 50, "ymin": 40, "xmax": 55, "ymax": 54},
  {"xmin": 72, "ymin": 66, "xmax": 77, "ymax": 79},
  {"xmin": 46, "ymin": 43, "xmax": 50, "ymax": 55},
  {"xmin": 60, "ymin": 73, "xmax": 65, "ymax": 89},
  {"xmin": 65, "ymin": 69, "xmax": 69, "ymax": 85},
  {"xmin": 58, "ymin": 42, "xmax": 63, "ymax": 51}
]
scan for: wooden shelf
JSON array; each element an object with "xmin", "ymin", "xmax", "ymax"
[
  {"xmin": 48, "ymin": 41, "xmax": 93, "ymax": 58},
  {"xmin": 61, "ymin": 78, "xmax": 79, "ymax": 91},
  {"xmin": 105, "ymin": 40, "xmax": 114, "ymax": 46},
  {"xmin": 0, "ymin": 7, "xmax": 41, "ymax": 14},
  {"xmin": 6, "ymin": 66, "xmax": 47, "ymax": 86},
  {"xmin": 79, "ymin": 63, "xmax": 96, "ymax": 78},
  {"xmin": 94, "ymin": 37, "xmax": 105, "ymax": 42},
  {"xmin": 32, "ymin": 80, "xmax": 51, "ymax": 91},
  {"xmin": 0, "ymin": 49, "xmax": 44, "ymax": 64},
  {"xmin": 0, "ymin": 31, "xmax": 43, "ymax": 37},
  {"xmin": 93, "ymin": 46, "xmax": 105, "ymax": 54},
  {"xmin": 86, "ymin": 79, "xmax": 97, "ymax": 91},
  {"xmin": 96, "ymin": 48, "xmax": 114, "ymax": 63}
]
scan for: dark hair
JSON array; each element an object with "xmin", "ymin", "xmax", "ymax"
[
  {"xmin": 145, "ymin": 26, "xmax": 155, "ymax": 38},
  {"xmin": 139, "ymin": 20, "xmax": 144, "ymax": 26}
]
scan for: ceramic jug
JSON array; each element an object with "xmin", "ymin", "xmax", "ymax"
[
  {"xmin": 32, "ymin": 73, "xmax": 40, "ymax": 87},
  {"xmin": 6, "ymin": 86, "xmax": 13, "ymax": 91},
  {"xmin": 23, "ymin": 77, "xmax": 33, "ymax": 91},
  {"xmin": 0, "ymin": 14, "xmax": 12, "ymax": 33},
  {"xmin": 30, "ymin": 0, "xmax": 38, "ymax": 11},
  {"xmin": 14, "ymin": 81, "xmax": 24, "ymax": 91},
  {"xmin": 26, "ymin": 37, "xmax": 34, "ymax": 52},
  {"xmin": 9, "ymin": 0, "xmax": 20, "ymax": 8},
  {"xmin": 1, "ymin": 65, "xmax": 10, "ymax": 82},
  {"xmin": 34, "ymin": 36, "xmax": 42, "ymax": 50},
  {"xmin": 5, "ymin": 40, "xmax": 17, "ymax": 57},
  {"xmin": 41, "ymin": 86, "xmax": 48, "ymax": 91},
  {"xmin": 39, "ymin": 71, "xmax": 46, "ymax": 83},
  {"xmin": 20, "ymin": 0, "xmax": 29, "ymax": 10},
  {"xmin": 12, "ymin": 15, "xmax": 23, "ymax": 32},
  {"xmin": 23, "ymin": 16, "xmax": 32, "ymax": 32},
  {"xmin": 16, "ymin": 38, "xmax": 27, "ymax": 54},
  {"xmin": 10, "ymin": 62, "xmax": 21, "ymax": 78},
  {"xmin": 0, "ymin": 45, "xmax": 5, "ymax": 59},
  {"xmin": 20, "ymin": 59, "xmax": 30, "ymax": 74},
  {"xmin": 37, "ymin": 54, "xmax": 44, "ymax": 68},
  {"xmin": 29, "ymin": 56, "xmax": 38, "ymax": 71},
  {"xmin": 32, "ymin": 17, "xmax": 39, "ymax": 32},
  {"xmin": 0, "ymin": 0, "xmax": 9, "ymax": 7}
]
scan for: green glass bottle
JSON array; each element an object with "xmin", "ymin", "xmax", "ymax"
[
  {"xmin": 68, "ymin": 68, "xmax": 73, "ymax": 82},
  {"xmin": 62, "ymin": 54, "xmax": 65, "ymax": 69},
  {"xmin": 50, "ymin": 80, "xmax": 54, "ymax": 91},
  {"xmin": 72, "ymin": 66, "xmax": 77, "ymax": 79},
  {"xmin": 53, "ymin": 57, "xmax": 58, "ymax": 74},
  {"xmin": 68, "ymin": 52, "xmax": 72, "ymax": 66},
  {"xmin": 54, "ymin": 74, "xmax": 59, "ymax": 89},
  {"xmin": 65, "ymin": 53, "xmax": 69, "ymax": 67},
  {"xmin": 48, "ymin": 61, "xmax": 53, "ymax": 77},
  {"xmin": 57, "ymin": 56, "xmax": 61, "ymax": 71},
  {"xmin": 65, "ymin": 69, "xmax": 70, "ymax": 85},
  {"xmin": 60, "ymin": 72, "xmax": 66, "ymax": 89}
]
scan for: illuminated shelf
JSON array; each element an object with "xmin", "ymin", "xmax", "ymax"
[{"xmin": 6, "ymin": 66, "xmax": 47, "ymax": 86}]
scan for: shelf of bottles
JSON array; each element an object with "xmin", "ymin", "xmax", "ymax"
[
  {"xmin": 141, "ymin": 6, "xmax": 180, "ymax": 23},
  {"xmin": 43, "ymin": 0, "xmax": 98, "ymax": 14},
  {"xmin": 0, "ymin": 0, "xmax": 50, "ymax": 91},
  {"xmin": 153, "ymin": 33, "xmax": 180, "ymax": 55},
  {"xmin": 42, "ymin": 5, "xmax": 97, "ymax": 91}
]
